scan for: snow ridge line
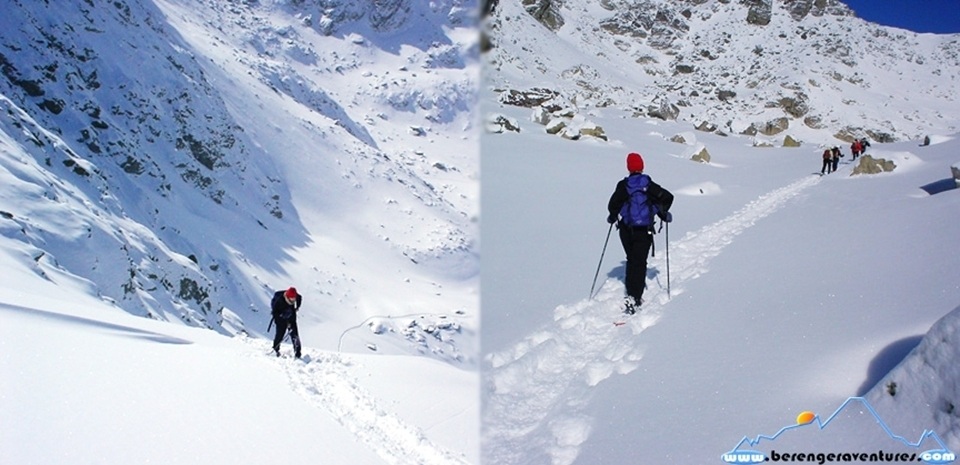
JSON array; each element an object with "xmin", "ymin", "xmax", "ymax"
[
  {"xmin": 482, "ymin": 174, "xmax": 822, "ymax": 465},
  {"xmin": 244, "ymin": 340, "xmax": 469, "ymax": 465}
]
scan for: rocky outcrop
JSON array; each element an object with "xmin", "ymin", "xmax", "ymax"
[
  {"xmin": 781, "ymin": 0, "xmax": 853, "ymax": 20},
  {"xmin": 691, "ymin": 147, "xmax": 711, "ymax": 163},
  {"xmin": 866, "ymin": 130, "xmax": 896, "ymax": 143},
  {"xmin": 523, "ymin": 0, "xmax": 565, "ymax": 31},
  {"xmin": 579, "ymin": 124, "xmax": 608, "ymax": 141},
  {"xmin": 546, "ymin": 120, "xmax": 608, "ymax": 141},
  {"xmin": 783, "ymin": 135, "xmax": 801, "ymax": 147},
  {"xmin": 545, "ymin": 118, "xmax": 567, "ymax": 135},
  {"xmin": 499, "ymin": 88, "xmax": 561, "ymax": 108},
  {"xmin": 744, "ymin": 0, "xmax": 772, "ymax": 26},
  {"xmin": 757, "ymin": 117, "xmax": 790, "ymax": 136},
  {"xmin": 717, "ymin": 89, "xmax": 737, "ymax": 102},
  {"xmin": 783, "ymin": 0, "xmax": 815, "ymax": 20},
  {"xmin": 599, "ymin": 2, "xmax": 691, "ymax": 50},
  {"xmin": 804, "ymin": 115, "xmax": 825, "ymax": 129},
  {"xmin": 779, "ymin": 93, "xmax": 810, "ymax": 118},
  {"xmin": 486, "ymin": 114, "xmax": 521, "ymax": 133},
  {"xmin": 647, "ymin": 97, "xmax": 681, "ymax": 121},
  {"xmin": 696, "ymin": 121, "xmax": 717, "ymax": 132},
  {"xmin": 532, "ymin": 104, "xmax": 608, "ymax": 141},
  {"xmin": 835, "ymin": 128, "xmax": 896, "ymax": 144},
  {"xmin": 851, "ymin": 155, "xmax": 896, "ymax": 175},
  {"xmin": 369, "ymin": 0, "xmax": 410, "ymax": 32}
]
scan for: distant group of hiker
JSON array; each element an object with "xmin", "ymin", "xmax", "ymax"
[{"xmin": 820, "ymin": 138, "xmax": 871, "ymax": 174}]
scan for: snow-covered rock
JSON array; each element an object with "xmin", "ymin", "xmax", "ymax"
[{"xmin": 865, "ymin": 305, "xmax": 960, "ymax": 451}]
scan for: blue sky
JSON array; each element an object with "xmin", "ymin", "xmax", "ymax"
[{"xmin": 842, "ymin": 0, "xmax": 960, "ymax": 34}]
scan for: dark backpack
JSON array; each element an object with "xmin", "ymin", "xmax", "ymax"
[
  {"xmin": 619, "ymin": 174, "xmax": 656, "ymax": 227},
  {"xmin": 271, "ymin": 291, "xmax": 295, "ymax": 320}
]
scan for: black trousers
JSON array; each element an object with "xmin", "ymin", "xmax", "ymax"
[
  {"xmin": 618, "ymin": 225, "xmax": 654, "ymax": 303},
  {"xmin": 272, "ymin": 317, "xmax": 302, "ymax": 355}
]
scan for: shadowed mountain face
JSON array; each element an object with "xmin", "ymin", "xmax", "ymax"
[{"xmin": 0, "ymin": 0, "xmax": 479, "ymax": 337}]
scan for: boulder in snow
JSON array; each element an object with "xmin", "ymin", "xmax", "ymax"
[
  {"xmin": 486, "ymin": 114, "xmax": 521, "ymax": 133},
  {"xmin": 865, "ymin": 305, "xmax": 960, "ymax": 445},
  {"xmin": 578, "ymin": 124, "xmax": 608, "ymax": 141},
  {"xmin": 695, "ymin": 121, "xmax": 717, "ymax": 132},
  {"xmin": 545, "ymin": 119, "xmax": 567, "ymax": 135},
  {"xmin": 691, "ymin": 147, "xmax": 711, "ymax": 163},
  {"xmin": 498, "ymin": 87, "xmax": 560, "ymax": 108},
  {"xmin": 851, "ymin": 155, "xmax": 896, "ymax": 175}
]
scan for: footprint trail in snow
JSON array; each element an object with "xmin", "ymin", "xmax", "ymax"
[
  {"xmin": 482, "ymin": 175, "xmax": 822, "ymax": 465},
  {"xmin": 243, "ymin": 338, "xmax": 470, "ymax": 465}
]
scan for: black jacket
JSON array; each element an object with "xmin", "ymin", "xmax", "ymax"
[
  {"xmin": 607, "ymin": 173, "xmax": 674, "ymax": 224},
  {"xmin": 271, "ymin": 291, "xmax": 301, "ymax": 320}
]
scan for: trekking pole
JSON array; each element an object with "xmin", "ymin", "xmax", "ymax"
[
  {"xmin": 590, "ymin": 223, "xmax": 614, "ymax": 299},
  {"xmin": 665, "ymin": 220, "xmax": 671, "ymax": 298}
]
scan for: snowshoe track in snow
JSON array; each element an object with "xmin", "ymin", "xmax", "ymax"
[
  {"xmin": 243, "ymin": 338, "xmax": 469, "ymax": 465},
  {"xmin": 482, "ymin": 175, "xmax": 822, "ymax": 465}
]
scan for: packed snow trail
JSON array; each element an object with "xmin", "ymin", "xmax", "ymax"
[
  {"xmin": 482, "ymin": 175, "xmax": 822, "ymax": 465},
  {"xmin": 243, "ymin": 338, "xmax": 470, "ymax": 465}
]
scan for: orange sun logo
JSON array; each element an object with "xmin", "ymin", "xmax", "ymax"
[{"xmin": 796, "ymin": 411, "xmax": 815, "ymax": 425}]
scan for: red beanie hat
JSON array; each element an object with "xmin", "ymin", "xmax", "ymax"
[
  {"xmin": 626, "ymin": 152, "xmax": 644, "ymax": 173},
  {"xmin": 284, "ymin": 287, "xmax": 298, "ymax": 299}
]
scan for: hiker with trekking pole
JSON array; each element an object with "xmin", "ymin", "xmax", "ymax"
[{"xmin": 603, "ymin": 152, "xmax": 674, "ymax": 314}]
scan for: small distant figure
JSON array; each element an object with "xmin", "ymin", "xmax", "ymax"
[
  {"xmin": 821, "ymin": 149, "xmax": 833, "ymax": 174},
  {"xmin": 850, "ymin": 139, "xmax": 863, "ymax": 160},
  {"xmin": 921, "ymin": 135, "xmax": 931, "ymax": 147},
  {"xmin": 831, "ymin": 147, "xmax": 842, "ymax": 172},
  {"xmin": 271, "ymin": 287, "xmax": 302, "ymax": 358}
]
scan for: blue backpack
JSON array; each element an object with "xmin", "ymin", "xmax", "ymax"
[{"xmin": 619, "ymin": 174, "xmax": 656, "ymax": 227}]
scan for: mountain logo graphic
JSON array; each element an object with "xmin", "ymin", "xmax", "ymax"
[{"xmin": 720, "ymin": 397, "xmax": 956, "ymax": 464}]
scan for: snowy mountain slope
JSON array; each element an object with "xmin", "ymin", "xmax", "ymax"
[
  {"xmin": 481, "ymin": 91, "xmax": 960, "ymax": 464},
  {"xmin": 1, "ymin": 0, "xmax": 479, "ymax": 463},
  {"xmin": 147, "ymin": 0, "xmax": 481, "ymax": 361},
  {"xmin": 0, "ymin": 0, "xmax": 479, "ymax": 359},
  {"xmin": 0, "ymin": 274, "xmax": 476, "ymax": 465},
  {"xmin": 483, "ymin": 0, "xmax": 960, "ymax": 143}
]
